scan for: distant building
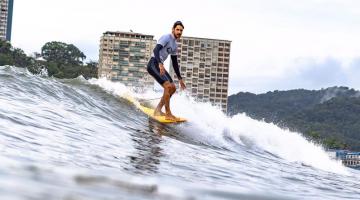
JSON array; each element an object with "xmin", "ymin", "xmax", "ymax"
[
  {"xmin": 169, "ymin": 36, "xmax": 231, "ymax": 112},
  {"xmin": 0, "ymin": 0, "xmax": 13, "ymax": 41},
  {"xmin": 98, "ymin": 31, "xmax": 156, "ymax": 88},
  {"xmin": 342, "ymin": 152, "xmax": 360, "ymax": 169},
  {"xmin": 328, "ymin": 150, "xmax": 360, "ymax": 169}
]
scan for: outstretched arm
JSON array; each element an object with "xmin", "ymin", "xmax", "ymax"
[
  {"xmin": 171, "ymin": 55, "xmax": 186, "ymax": 90},
  {"xmin": 171, "ymin": 55, "xmax": 182, "ymax": 79}
]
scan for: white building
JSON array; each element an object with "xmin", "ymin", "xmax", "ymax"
[
  {"xmin": 0, "ymin": 0, "xmax": 13, "ymax": 41},
  {"xmin": 170, "ymin": 36, "xmax": 231, "ymax": 112},
  {"xmin": 98, "ymin": 31, "xmax": 156, "ymax": 88}
]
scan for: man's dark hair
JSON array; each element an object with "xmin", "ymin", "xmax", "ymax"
[{"xmin": 173, "ymin": 21, "xmax": 184, "ymax": 29}]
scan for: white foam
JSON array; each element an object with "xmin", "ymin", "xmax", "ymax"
[
  {"xmin": 88, "ymin": 77, "xmax": 132, "ymax": 97},
  {"xmin": 228, "ymin": 114, "xmax": 348, "ymax": 174}
]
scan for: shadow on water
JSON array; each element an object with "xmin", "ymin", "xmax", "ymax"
[
  {"xmin": 124, "ymin": 119, "xmax": 168, "ymax": 175},
  {"xmin": 123, "ymin": 118, "xmax": 202, "ymax": 176}
]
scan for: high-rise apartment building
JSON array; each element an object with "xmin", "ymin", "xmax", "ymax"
[
  {"xmin": 0, "ymin": 0, "xmax": 13, "ymax": 41},
  {"xmin": 98, "ymin": 31, "xmax": 156, "ymax": 88},
  {"xmin": 170, "ymin": 36, "xmax": 231, "ymax": 112}
]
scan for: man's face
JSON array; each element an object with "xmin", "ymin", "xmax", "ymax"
[{"xmin": 172, "ymin": 25, "xmax": 183, "ymax": 39}]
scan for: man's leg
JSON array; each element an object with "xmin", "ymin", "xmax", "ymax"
[
  {"xmin": 154, "ymin": 81, "xmax": 172, "ymax": 116},
  {"xmin": 154, "ymin": 96, "xmax": 165, "ymax": 116},
  {"xmin": 154, "ymin": 82, "xmax": 177, "ymax": 116},
  {"xmin": 148, "ymin": 59, "xmax": 177, "ymax": 119},
  {"xmin": 163, "ymin": 82, "xmax": 177, "ymax": 120}
]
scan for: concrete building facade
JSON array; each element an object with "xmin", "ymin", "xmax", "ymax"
[
  {"xmin": 98, "ymin": 31, "xmax": 156, "ymax": 88},
  {"xmin": 0, "ymin": 0, "xmax": 13, "ymax": 41},
  {"xmin": 170, "ymin": 36, "xmax": 231, "ymax": 112}
]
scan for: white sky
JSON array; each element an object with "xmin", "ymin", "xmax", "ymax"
[{"xmin": 11, "ymin": 0, "xmax": 360, "ymax": 94}]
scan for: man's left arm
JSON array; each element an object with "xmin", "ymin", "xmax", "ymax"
[{"xmin": 171, "ymin": 55, "xmax": 186, "ymax": 90}]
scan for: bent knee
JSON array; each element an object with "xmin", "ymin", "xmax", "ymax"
[
  {"xmin": 164, "ymin": 84, "xmax": 172, "ymax": 92},
  {"xmin": 163, "ymin": 82, "xmax": 176, "ymax": 94},
  {"xmin": 163, "ymin": 81, "xmax": 172, "ymax": 89},
  {"xmin": 171, "ymin": 84, "xmax": 176, "ymax": 94}
]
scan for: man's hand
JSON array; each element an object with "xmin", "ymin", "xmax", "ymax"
[
  {"xmin": 179, "ymin": 79, "xmax": 186, "ymax": 90},
  {"xmin": 159, "ymin": 63, "xmax": 165, "ymax": 75}
]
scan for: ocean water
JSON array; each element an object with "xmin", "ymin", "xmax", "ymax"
[{"xmin": 0, "ymin": 66, "xmax": 359, "ymax": 200}]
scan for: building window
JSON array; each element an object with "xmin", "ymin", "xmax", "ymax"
[
  {"xmin": 205, "ymin": 68, "xmax": 211, "ymax": 74},
  {"xmin": 189, "ymin": 40, "xmax": 194, "ymax": 46}
]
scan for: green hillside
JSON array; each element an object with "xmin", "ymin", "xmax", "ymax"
[{"xmin": 228, "ymin": 87, "xmax": 360, "ymax": 150}]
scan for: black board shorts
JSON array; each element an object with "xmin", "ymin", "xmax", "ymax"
[{"xmin": 147, "ymin": 57, "xmax": 173, "ymax": 85}]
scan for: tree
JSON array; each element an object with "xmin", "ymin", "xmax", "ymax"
[
  {"xmin": 1, "ymin": 40, "xmax": 96, "ymax": 79},
  {"xmin": 0, "ymin": 53, "xmax": 13, "ymax": 66},
  {"xmin": 80, "ymin": 61, "xmax": 98, "ymax": 79},
  {"xmin": 0, "ymin": 40, "xmax": 12, "ymax": 54},
  {"xmin": 41, "ymin": 41, "xmax": 86, "ymax": 66},
  {"xmin": 12, "ymin": 47, "xmax": 32, "ymax": 68},
  {"xmin": 0, "ymin": 40, "xmax": 32, "ymax": 68}
]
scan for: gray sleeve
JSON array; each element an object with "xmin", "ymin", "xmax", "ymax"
[
  {"xmin": 157, "ymin": 34, "xmax": 170, "ymax": 47},
  {"xmin": 171, "ymin": 43, "xmax": 178, "ymax": 55}
]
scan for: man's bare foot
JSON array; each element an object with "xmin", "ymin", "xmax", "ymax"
[
  {"xmin": 165, "ymin": 113, "xmax": 179, "ymax": 121},
  {"xmin": 154, "ymin": 109, "xmax": 165, "ymax": 116}
]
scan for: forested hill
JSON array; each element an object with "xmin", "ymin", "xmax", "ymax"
[{"xmin": 227, "ymin": 86, "xmax": 360, "ymax": 151}]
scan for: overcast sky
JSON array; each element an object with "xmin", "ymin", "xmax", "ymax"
[{"xmin": 11, "ymin": 0, "xmax": 360, "ymax": 94}]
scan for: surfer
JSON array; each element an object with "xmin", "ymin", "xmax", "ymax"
[{"xmin": 147, "ymin": 21, "xmax": 186, "ymax": 121}]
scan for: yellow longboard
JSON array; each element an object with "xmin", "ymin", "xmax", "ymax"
[{"xmin": 124, "ymin": 94, "xmax": 187, "ymax": 123}]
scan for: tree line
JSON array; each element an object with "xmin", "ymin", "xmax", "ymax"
[{"xmin": 0, "ymin": 40, "xmax": 97, "ymax": 79}]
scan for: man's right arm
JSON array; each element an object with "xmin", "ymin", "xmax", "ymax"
[
  {"xmin": 153, "ymin": 44, "xmax": 165, "ymax": 75},
  {"xmin": 153, "ymin": 44, "xmax": 163, "ymax": 64}
]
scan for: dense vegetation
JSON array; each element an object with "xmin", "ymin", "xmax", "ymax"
[
  {"xmin": 228, "ymin": 87, "xmax": 360, "ymax": 151},
  {"xmin": 0, "ymin": 39, "xmax": 33, "ymax": 68},
  {"xmin": 0, "ymin": 40, "xmax": 97, "ymax": 79}
]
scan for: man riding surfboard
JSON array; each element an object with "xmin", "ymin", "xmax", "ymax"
[{"xmin": 146, "ymin": 21, "xmax": 186, "ymax": 121}]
